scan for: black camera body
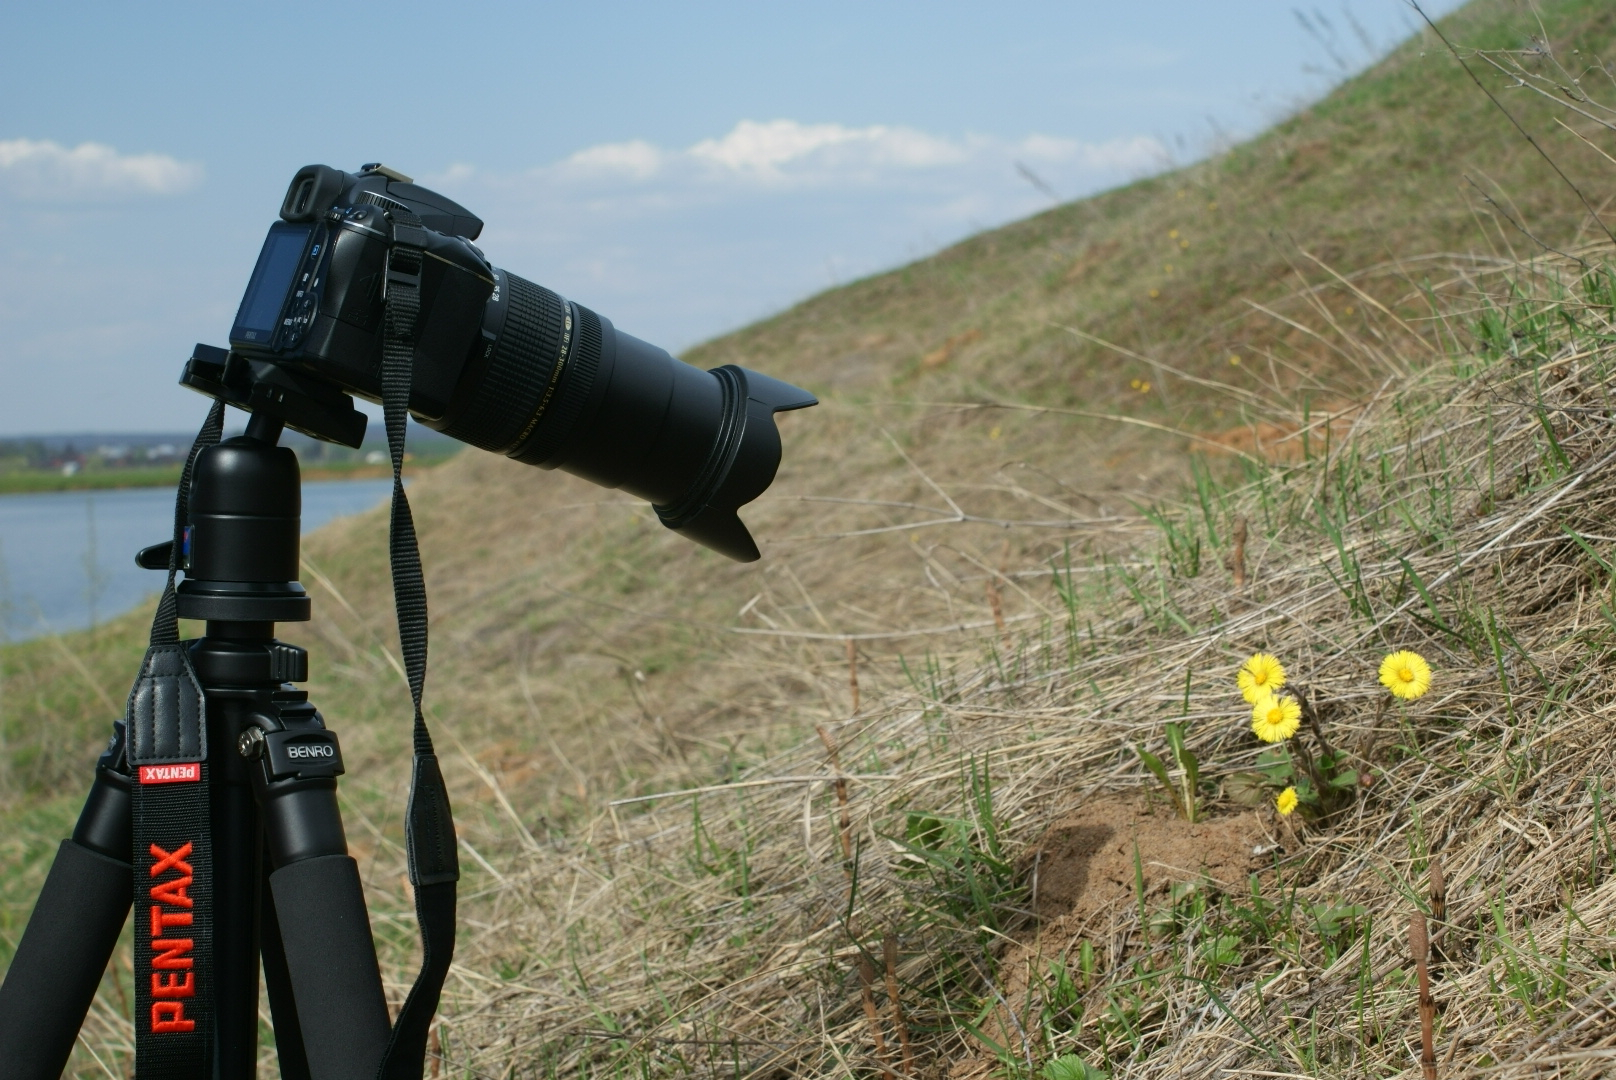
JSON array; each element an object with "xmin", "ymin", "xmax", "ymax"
[
  {"xmin": 201, "ymin": 163, "xmax": 815, "ymax": 561},
  {"xmin": 231, "ymin": 166, "xmax": 494, "ymax": 425}
]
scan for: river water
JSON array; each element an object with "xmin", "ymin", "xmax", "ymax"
[{"xmin": 0, "ymin": 479, "xmax": 395, "ymax": 640}]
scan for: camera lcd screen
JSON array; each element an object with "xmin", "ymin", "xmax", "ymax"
[{"xmin": 233, "ymin": 222, "xmax": 312, "ymax": 343}]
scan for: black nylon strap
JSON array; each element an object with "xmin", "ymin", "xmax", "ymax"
[
  {"xmin": 152, "ymin": 400, "xmax": 225, "ymax": 644},
  {"xmin": 376, "ymin": 211, "xmax": 460, "ymax": 1080},
  {"xmin": 132, "ymin": 399, "xmax": 224, "ymax": 1078}
]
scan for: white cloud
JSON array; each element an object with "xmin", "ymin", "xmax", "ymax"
[
  {"xmin": 1014, "ymin": 132, "xmax": 1169, "ymax": 172},
  {"xmin": 563, "ymin": 139, "xmax": 665, "ymax": 179},
  {"xmin": 688, "ymin": 119, "xmax": 967, "ymax": 176},
  {"xmin": 526, "ymin": 120, "xmax": 1164, "ymax": 190},
  {"xmin": 1076, "ymin": 135, "xmax": 1170, "ymax": 172},
  {"xmin": 423, "ymin": 118, "xmax": 1170, "ymax": 350},
  {"xmin": 0, "ymin": 139, "xmax": 202, "ymax": 200}
]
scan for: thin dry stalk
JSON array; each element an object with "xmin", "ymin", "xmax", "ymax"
[
  {"xmin": 1430, "ymin": 856, "xmax": 1448, "ymax": 960},
  {"xmin": 882, "ymin": 935, "xmax": 913, "ymax": 1076},
  {"xmin": 816, "ymin": 724, "xmax": 854, "ymax": 870},
  {"xmin": 1429, "ymin": 857, "xmax": 1446, "ymax": 923},
  {"xmin": 429, "ymin": 1023, "xmax": 441, "ymax": 1080},
  {"xmin": 1411, "ymin": 912, "xmax": 1437, "ymax": 1080},
  {"xmin": 986, "ymin": 574, "xmax": 1007, "ymax": 641},
  {"xmin": 857, "ymin": 957, "xmax": 894, "ymax": 1080},
  {"xmin": 847, "ymin": 638, "xmax": 861, "ymax": 715},
  {"xmin": 1231, "ymin": 514, "xmax": 1248, "ymax": 589}
]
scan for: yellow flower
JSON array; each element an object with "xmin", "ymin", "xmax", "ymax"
[
  {"xmin": 1251, "ymin": 692, "xmax": 1301, "ymax": 743},
  {"xmin": 1236, "ymin": 652, "xmax": 1287, "ymax": 703},
  {"xmin": 1276, "ymin": 786, "xmax": 1299, "ymax": 816},
  {"xmin": 1379, "ymin": 650, "xmax": 1432, "ymax": 700}
]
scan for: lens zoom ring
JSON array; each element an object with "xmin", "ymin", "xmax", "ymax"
[
  {"xmin": 441, "ymin": 274, "xmax": 564, "ymax": 453},
  {"xmin": 513, "ymin": 303, "xmax": 603, "ymax": 465}
]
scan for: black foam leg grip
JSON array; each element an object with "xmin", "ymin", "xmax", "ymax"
[
  {"xmin": 269, "ymin": 855, "xmax": 391, "ymax": 1080},
  {"xmin": 0, "ymin": 839, "xmax": 132, "ymax": 1080},
  {"xmin": 261, "ymin": 857, "xmax": 312, "ymax": 1080}
]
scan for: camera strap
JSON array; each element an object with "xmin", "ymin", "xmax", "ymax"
[
  {"xmin": 375, "ymin": 209, "xmax": 461, "ymax": 1080},
  {"xmin": 129, "ymin": 397, "xmax": 225, "ymax": 1079}
]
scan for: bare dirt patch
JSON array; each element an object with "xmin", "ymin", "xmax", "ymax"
[
  {"xmin": 955, "ymin": 795, "xmax": 1268, "ymax": 1074},
  {"xmin": 1030, "ymin": 795, "xmax": 1264, "ymax": 929}
]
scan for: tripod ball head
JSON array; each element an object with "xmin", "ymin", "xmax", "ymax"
[{"xmin": 176, "ymin": 434, "xmax": 311, "ymax": 624}]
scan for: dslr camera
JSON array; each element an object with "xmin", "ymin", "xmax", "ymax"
[{"xmin": 190, "ymin": 161, "xmax": 814, "ymax": 561}]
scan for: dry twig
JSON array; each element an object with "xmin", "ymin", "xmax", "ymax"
[
  {"xmin": 857, "ymin": 957, "xmax": 894, "ymax": 1080},
  {"xmin": 816, "ymin": 724, "xmax": 855, "ymax": 872},
  {"xmin": 1411, "ymin": 912, "xmax": 1437, "ymax": 1080},
  {"xmin": 883, "ymin": 935, "xmax": 913, "ymax": 1076}
]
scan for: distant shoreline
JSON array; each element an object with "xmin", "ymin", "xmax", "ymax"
[{"xmin": 0, "ymin": 458, "xmax": 448, "ymax": 495}]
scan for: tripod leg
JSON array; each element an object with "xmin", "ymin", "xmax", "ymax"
[
  {"xmin": 0, "ymin": 757, "xmax": 134, "ymax": 1080},
  {"xmin": 258, "ymin": 758, "xmax": 391, "ymax": 1080},
  {"xmin": 261, "ymin": 845, "xmax": 312, "ymax": 1080},
  {"xmin": 269, "ymin": 854, "xmax": 392, "ymax": 1080}
]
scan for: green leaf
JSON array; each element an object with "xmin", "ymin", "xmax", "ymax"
[
  {"xmin": 1042, "ymin": 1054, "xmax": 1109, "ymax": 1080},
  {"xmin": 1398, "ymin": 555, "xmax": 1454, "ymax": 636},
  {"xmin": 1135, "ymin": 745, "xmax": 1186, "ymax": 818},
  {"xmin": 1167, "ymin": 721, "xmax": 1200, "ymax": 821},
  {"xmin": 1223, "ymin": 772, "xmax": 1274, "ymax": 807},
  {"xmin": 1200, "ymin": 933, "xmax": 1241, "ymax": 966},
  {"xmin": 1255, "ymin": 746, "xmax": 1295, "ymax": 783},
  {"xmin": 904, "ymin": 812, "xmax": 946, "ymax": 851},
  {"xmin": 1328, "ymin": 769, "xmax": 1360, "ymax": 789},
  {"xmin": 1304, "ymin": 901, "xmax": 1366, "ymax": 939},
  {"xmin": 1165, "ymin": 721, "xmax": 1188, "ymax": 760},
  {"xmin": 1562, "ymin": 525, "xmax": 1616, "ymax": 577}
]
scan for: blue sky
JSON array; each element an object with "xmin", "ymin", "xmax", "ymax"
[{"xmin": 0, "ymin": 1, "xmax": 1463, "ymax": 434}]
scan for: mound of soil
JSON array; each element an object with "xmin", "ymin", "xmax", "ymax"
[
  {"xmin": 1029, "ymin": 795, "xmax": 1266, "ymax": 930},
  {"xmin": 954, "ymin": 795, "xmax": 1269, "ymax": 1075}
]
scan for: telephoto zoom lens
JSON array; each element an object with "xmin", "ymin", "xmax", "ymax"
[{"xmin": 434, "ymin": 269, "xmax": 814, "ymax": 562}]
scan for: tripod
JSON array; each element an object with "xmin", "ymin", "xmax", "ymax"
[{"xmin": 0, "ymin": 405, "xmax": 416, "ymax": 1080}]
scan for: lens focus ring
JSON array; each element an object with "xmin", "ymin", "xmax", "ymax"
[
  {"xmin": 510, "ymin": 303, "xmax": 603, "ymax": 466},
  {"xmin": 440, "ymin": 274, "xmax": 566, "ymax": 453}
]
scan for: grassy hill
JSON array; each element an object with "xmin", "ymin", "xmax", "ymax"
[{"xmin": 8, "ymin": 0, "xmax": 1616, "ymax": 1073}]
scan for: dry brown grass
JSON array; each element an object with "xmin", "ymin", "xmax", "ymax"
[{"xmin": 340, "ymin": 244, "xmax": 1616, "ymax": 1080}]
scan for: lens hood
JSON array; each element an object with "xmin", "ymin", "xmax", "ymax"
[{"xmin": 653, "ymin": 366, "xmax": 815, "ymax": 562}]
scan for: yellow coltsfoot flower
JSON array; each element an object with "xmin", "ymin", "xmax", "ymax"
[
  {"xmin": 1276, "ymin": 786, "xmax": 1299, "ymax": 816},
  {"xmin": 1251, "ymin": 692, "xmax": 1301, "ymax": 743},
  {"xmin": 1379, "ymin": 650, "xmax": 1432, "ymax": 700},
  {"xmin": 1237, "ymin": 652, "xmax": 1287, "ymax": 704}
]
